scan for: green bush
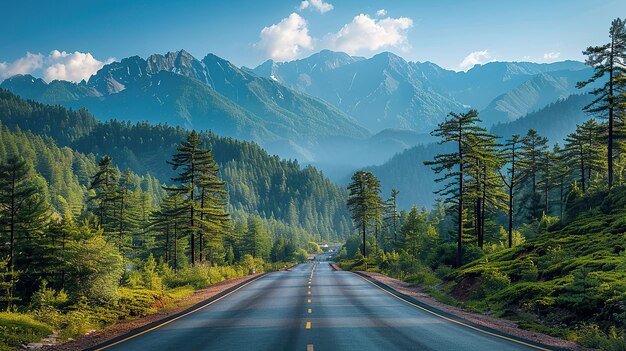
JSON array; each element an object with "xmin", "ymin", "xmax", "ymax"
[
  {"xmin": 29, "ymin": 281, "xmax": 68, "ymax": 310},
  {"xmin": 162, "ymin": 263, "xmax": 248, "ymax": 290},
  {"xmin": 479, "ymin": 269, "xmax": 510, "ymax": 298},
  {"xmin": 116, "ymin": 288, "xmax": 163, "ymax": 317},
  {"xmin": 0, "ymin": 312, "xmax": 54, "ymax": 350},
  {"xmin": 576, "ymin": 324, "xmax": 626, "ymax": 351},
  {"xmin": 58, "ymin": 310, "xmax": 93, "ymax": 340}
]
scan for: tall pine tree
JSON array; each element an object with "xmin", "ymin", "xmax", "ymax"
[{"xmin": 577, "ymin": 18, "xmax": 626, "ymax": 188}]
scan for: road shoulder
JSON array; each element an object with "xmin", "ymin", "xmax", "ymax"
[{"xmin": 355, "ymin": 271, "xmax": 589, "ymax": 351}]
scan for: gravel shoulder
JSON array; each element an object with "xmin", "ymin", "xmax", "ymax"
[
  {"xmin": 357, "ymin": 271, "xmax": 590, "ymax": 351},
  {"xmin": 39, "ymin": 273, "xmax": 262, "ymax": 351}
]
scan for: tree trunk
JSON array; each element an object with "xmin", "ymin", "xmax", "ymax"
[
  {"xmin": 190, "ymin": 152, "xmax": 196, "ymax": 265},
  {"xmin": 580, "ymin": 144, "xmax": 586, "ymax": 192},
  {"xmin": 361, "ymin": 220, "xmax": 366, "ymax": 258},
  {"xmin": 560, "ymin": 178, "xmax": 564, "ymax": 218},
  {"xmin": 480, "ymin": 167, "xmax": 487, "ymax": 249},
  {"xmin": 544, "ymin": 157, "xmax": 550, "ymax": 216},
  {"xmin": 608, "ymin": 38, "xmax": 614, "ymax": 189},
  {"xmin": 393, "ymin": 197, "xmax": 397, "ymax": 247},
  {"xmin": 374, "ymin": 222, "xmax": 378, "ymax": 253},
  {"xmin": 508, "ymin": 145, "xmax": 515, "ymax": 248},
  {"xmin": 457, "ymin": 126, "xmax": 464, "ymax": 268}
]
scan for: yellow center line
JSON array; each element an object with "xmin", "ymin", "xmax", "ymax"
[
  {"xmin": 307, "ymin": 298, "xmax": 311, "ymax": 303},
  {"xmin": 307, "ymin": 344, "xmax": 314, "ymax": 351},
  {"xmin": 307, "ymin": 291, "xmax": 311, "ymax": 295},
  {"xmin": 305, "ymin": 321, "xmax": 311, "ymax": 329},
  {"xmin": 308, "ymin": 308, "xmax": 312, "ymax": 314}
]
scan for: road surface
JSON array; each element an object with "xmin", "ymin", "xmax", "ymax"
[{"xmin": 95, "ymin": 263, "xmax": 552, "ymax": 351}]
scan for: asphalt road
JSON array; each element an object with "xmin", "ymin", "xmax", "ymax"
[{"xmin": 98, "ymin": 263, "xmax": 551, "ymax": 351}]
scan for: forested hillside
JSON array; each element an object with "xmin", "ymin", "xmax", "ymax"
[
  {"xmin": 339, "ymin": 17, "xmax": 626, "ymax": 349},
  {"xmin": 0, "ymin": 89, "xmax": 352, "ymax": 240},
  {"xmin": 369, "ymin": 94, "xmax": 593, "ymax": 210},
  {"xmin": 0, "ymin": 89, "xmax": 351, "ymax": 348}
]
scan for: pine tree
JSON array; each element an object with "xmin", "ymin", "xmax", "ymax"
[
  {"xmin": 196, "ymin": 152, "xmax": 231, "ymax": 264},
  {"xmin": 552, "ymin": 144, "xmax": 570, "ymax": 218},
  {"xmin": 539, "ymin": 150, "xmax": 555, "ymax": 215},
  {"xmin": 577, "ymin": 18, "xmax": 626, "ymax": 188},
  {"xmin": 465, "ymin": 132, "xmax": 504, "ymax": 249},
  {"xmin": 243, "ymin": 216, "xmax": 271, "ymax": 259},
  {"xmin": 150, "ymin": 192, "xmax": 187, "ymax": 270},
  {"xmin": 385, "ymin": 189, "xmax": 400, "ymax": 247},
  {"xmin": 424, "ymin": 110, "xmax": 490, "ymax": 267},
  {"xmin": 499, "ymin": 134, "xmax": 521, "ymax": 248},
  {"xmin": 90, "ymin": 156, "xmax": 119, "ymax": 233},
  {"xmin": 519, "ymin": 130, "xmax": 549, "ymax": 221},
  {"xmin": 166, "ymin": 131, "xmax": 215, "ymax": 265},
  {"xmin": 563, "ymin": 119, "xmax": 605, "ymax": 192},
  {"xmin": 115, "ymin": 169, "xmax": 140, "ymax": 253},
  {"xmin": 347, "ymin": 170, "xmax": 382, "ymax": 259},
  {"xmin": 0, "ymin": 157, "xmax": 48, "ymax": 306}
]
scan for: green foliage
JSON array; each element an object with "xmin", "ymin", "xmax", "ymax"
[
  {"xmin": 0, "ymin": 312, "xmax": 53, "ymax": 351},
  {"xmin": 63, "ymin": 235, "xmax": 124, "ymax": 305},
  {"xmin": 29, "ymin": 281, "xmax": 68, "ymax": 310},
  {"xmin": 162, "ymin": 264, "xmax": 248, "ymax": 290},
  {"xmin": 347, "ymin": 170, "xmax": 383, "ymax": 258},
  {"xmin": 294, "ymin": 249, "xmax": 308, "ymax": 263},
  {"xmin": 478, "ymin": 269, "xmax": 511, "ymax": 298},
  {"xmin": 447, "ymin": 186, "xmax": 626, "ymax": 345}
]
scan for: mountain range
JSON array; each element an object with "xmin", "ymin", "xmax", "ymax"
[{"xmin": 1, "ymin": 49, "xmax": 595, "ymax": 191}]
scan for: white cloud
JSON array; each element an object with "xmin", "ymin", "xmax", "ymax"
[
  {"xmin": 0, "ymin": 52, "xmax": 44, "ymax": 79},
  {"xmin": 324, "ymin": 14, "xmax": 413, "ymax": 55},
  {"xmin": 543, "ymin": 52, "xmax": 561, "ymax": 61},
  {"xmin": 376, "ymin": 9, "xmax": 387, "ymax": 16},
  {"xmin": 44, "ymin": 50, "xmax": 115, "ymax": 82},
  {"xmin": 257, "ymin": 13, "xmax": 313, "ymax": 61},
  {"xmin": 0, "ymin": 50, "xmax": 114, "ymax": 82},
  {"xmin": 298, "ymin": 0, "xmax": 333, "ymax": 14},
  {"xmin": 459, "ymin": 50, "xmax": 494, "ymax": 71},
  {"xmin": 256, "ymin": 11, "xmax": 413, "ymax": 61}
]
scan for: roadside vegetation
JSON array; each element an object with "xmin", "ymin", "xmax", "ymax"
[
  {"xmin": 0, "ymin": 116, "xmax": 320, "ymax": 349},
  {"xmin": 339, "ymin": 18, "xmax": 626, "ymax": 350}
]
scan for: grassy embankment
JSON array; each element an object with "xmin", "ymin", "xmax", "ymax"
[{"xmin": 339, "ymin": 187, "xmax": 626, "ymax": 350}]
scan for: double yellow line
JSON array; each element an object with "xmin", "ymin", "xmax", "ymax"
[{"xmin": 354, "ymin": 273, "xmax": 553, "ymax": 351}]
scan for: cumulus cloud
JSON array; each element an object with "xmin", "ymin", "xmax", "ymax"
[
  {"xmin": 0, "ymin": 50, "xmax": 114, "ymax": 82},
  {"xmin": 543, "ymin": 52, "xmax": 561, "ymax": 61},
  {"xmin": 324, "ymin": 14, "xmax": 413, "ymax": 55},
  {"xmin": 44, "ymin": 50, "xmax": 115, "ymax": 82},
  {"xmin": 257, "ymin": 13, "xmax": 313, "ymax": 61},
  {"xmin": 256, "ymin": 11, "xmax": 413, "ymax": 60},
  {"xmin": 298, "ymin": 0, "xmax": 333, "ymax": 14},
  {"xmin": 459, "ymin": 50, "xmax": 493, "ymax": 71},
  {"xmin": 376, "ymin": 9, "xmax": 387, "ymax": 16},
  {"xmin": 0, "ymin": 52, "xmax": 44, "ymax": 79}
]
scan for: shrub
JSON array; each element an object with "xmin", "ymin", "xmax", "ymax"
[
  {"xmin": 29, "ymin": 281, "xmax": 68, "ymax": 310},
  {"xmin": 63, "ymin": 235, "xmax": 124, "ymax": 305},
  {"xmin": 125, "ymin": 270, "xmax": 144, "ymax": 289},
  {"xmin": 58, "ymin": 310, "xmax": 93, "ymax": 340},
  {"xmin": 577, "ymin": 324, "xmax": 626, "ymax": 351},
  {"xmin": 0, "ymin": 312, "xmax": 53, "ymax": 350},
  {"xmin": 294, "ymin": 249, "xmax": 308, "ymax": 263},
  {"xmin": 479, "ymin": 269, "xmax": 511, "ymax": 297},
  {"xmin": 142, "ymin": 254, "xmax": 163, "ymax": 290}
]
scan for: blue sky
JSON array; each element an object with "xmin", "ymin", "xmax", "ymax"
[{"xmin": 1, "ymin": 0, "xmax": 624, "ymax": 82}]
